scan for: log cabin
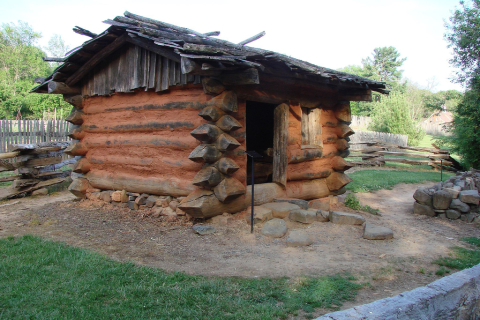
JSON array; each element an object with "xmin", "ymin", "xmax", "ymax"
[{"xmin": 32, "ymin": 12, "xmax": 387, "ymax": 218}]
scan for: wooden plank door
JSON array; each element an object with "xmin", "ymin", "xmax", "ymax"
[{"xmin": 273, "ymin": 103, "xmax": 289, "ymax": 187}]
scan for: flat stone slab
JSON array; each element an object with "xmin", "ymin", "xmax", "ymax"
[
  {"xmin": 308, "ymin": 198, "xmax": 330, "ymax": 211},
  {"xmin": 287, "ymin": 230, "xmax": 313, "ymax": 247},
  {"xmin": 261, "ymin": 202, "xmax": 301, "ymax": 219},
  {"xmin": 413, "ymin": 201, "xmax": 436, "ymax": 217},
  {"xmin": 444, "ymin": 188, "xmax": 460, "ymax": 199},
  {"xmin": 329, "ymin": 211, "xmax": 365, "ymax": 225},
  {"xmin": 363, "ymin": 223, "xmax": 393, "ymax": 240},
  {"xmin": 261, "ymin": 218, "xmax": 287, "ymax": 238},
  {"xmin": 308, "ymin": 208, "xmax": 329, "ymax": 222},
  {"xmin": 446, "ymin": 209, "xmax": 461, "ymax": 220},
  {"xmin": 433, "ymin": 190, "xmax": 453, "ymax": 209},
  {"xmin": 450, "ymin": 199, "xmax": 470, "ymax": 213},
  {"xmin": 413, "ymin": 188, "xmax": 432, "ymax": 206},
  {"xmin": 273, "ymin": 198, "xmax": 309, "ymax": 210},
  {"xmin": 289, "ymin": 209, "xmax": 316, "ymax": 224},
  {"xmin": 192, "ymin": 225, "xmax": 215, "ymax": 235},
  {"xmin": 459, "ymin": 190, "xmax": 480, "ymax": 205},
  {"xmin": 245, "ymin": 206, "xmax": 273, "ymax": 223}
]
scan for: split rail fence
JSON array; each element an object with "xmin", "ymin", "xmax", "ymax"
[
  {"xmin": 0, "ymin": 120, "xmax": 72, "ymax": 153},
  {"xmin": 347, "ymin": 141, "xmax": 461, "ymax": 172},
  {"xmin": 0, "ymin": 141, "xmax": 76, "ymax": 200}
]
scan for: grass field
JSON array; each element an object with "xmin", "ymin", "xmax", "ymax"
[
  {"xmin": 346, "ymin": 170, "xmax": 454, "ymax": 193},
  {"xmin": 0, "ymin": 236, "xmax": 362, "ymax": 320}
]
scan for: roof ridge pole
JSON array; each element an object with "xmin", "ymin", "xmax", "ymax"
[{"xmin": 124, "ymin": 11, "xmax": 208, "ymax": 38}]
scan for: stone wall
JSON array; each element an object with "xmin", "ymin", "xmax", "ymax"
[{"xmin": 316, "ymin": 264, "xmax": 480, "ymax": 319}]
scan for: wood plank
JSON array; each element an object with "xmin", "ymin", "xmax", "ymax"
[
  {"xmin": 148, "ymin": 52, "xmax": 157, "ymax": 89},
  {"xmin": 66, "ymin": 33, "xmax": 129, "ymax": 86},
  {"xmin": 0, "ymin": 177, "xmax": 67, "ymax": 201},
  {"xmin": 161, "ymin": 57, "xmax": 170, "ymax": 91},
  {"xmin": 273, "ymin": 103, "xmax": 289, "ymax": 187}
]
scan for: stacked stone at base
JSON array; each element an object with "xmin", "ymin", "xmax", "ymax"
[{"xmin": 413, "ymin": 169, "xmax": 480, "ymax": 223}]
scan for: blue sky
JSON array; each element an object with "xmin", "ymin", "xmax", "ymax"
[{"xmin": 0, "ymin": 0, "xmax": 465, "ymax": 91}]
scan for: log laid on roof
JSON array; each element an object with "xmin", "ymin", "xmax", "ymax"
[
  {"xmin": 238, "ymin": 31, "xmax": 266, "ymax": 46},
  {"xmin": 43, "ymin": 57, "xmax": 65, "ymax": 62},
  {"xmin": 73, "ymin": 26, "xmax": 98, "ymax": 38},
  {"xmin": 124, "ymin": 11, "xmax": 209, "ymax": 38}
]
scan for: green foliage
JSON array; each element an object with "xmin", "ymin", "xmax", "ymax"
[
  {"xmin": 345, "ymin": 170, "xmax": 454, "ymax": 193},
  {"xmin": 445, "ymin": 0, "xmax": 480, "ymax": 86},
  {"xmin": 368, "ymin": 91, "xmax": 425, "ymax": 145},
  {"xmin": 0, "ymin": 235, "xmax": 362, "ymax": 319},
  {"xmin": 446, "ymin": 88, "xmax": 480, "ymax": 168},
  {"xmin": 434, "ymin": 237, "xmax": 480, "ymax": 270},
  {"xmin": 362, "ymin": 46, "xmax": 406, "ymax": 88},
  {"xmin": 344, "ymin": 194, "xmax": 380, "ymax": 215},
  {"xmin": 0, "ymin": 21, "xmax": 71, "ymax": 119}
]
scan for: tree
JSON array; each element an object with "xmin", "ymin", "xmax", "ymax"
[
  {"xmin": 362, "ymin": 47, "xmax": 406, "ymax": 88},
  {"xmin": 444, "ymin": 1, "xmax": 480, "ymax": 168},
  {"xmin": 0, "ymin": 21, "xmax": 71, "ymax": 119},
  {"xmin": 368, "ymin": 91, "xmax": 425, "ymax": 145},
  {"xmin": 445, "ymin": 0, "xmax": 480, "ymax": 87}
]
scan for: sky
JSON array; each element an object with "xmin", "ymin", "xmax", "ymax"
[{"xmin": 0, "ymin": 0, "xmax": 465, "ymax": 92}]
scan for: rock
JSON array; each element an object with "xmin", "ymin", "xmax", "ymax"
[
  {"xmin": 450, "ymin": 199, "xmax": 470, "ymax": 213},
  {"xmin": 176, "ymin": 208, "xmax": 186, "ymax": 216},
  {"xmin": 139, "ymin": 205, "xmax": 147, "ymax": 210},
  {"xmin": 438, "ymin": 213, "xmax": 446, "ymax": 219},
  {"xmin": 363, "ymin": 223, "xmax": 393, "ymax": 240},
  {"xmin": 245, "ymin": 206, "xmax": 273, "ymax": 223},
  {"xmin": 336, "ymin": 194, "xmax": 348, "ymax": 204},
  {"xmin": 286, "ymin": 230, "xmax": 313, "ymax": 247},
  {"xmin": 446, "ymin": 209, "xmax": 461, "ymax": 220},
  {"xmin": 111, "ymin": 191, "xmax": 122, "ymax": 202},
  {"xmin": 145, "ymin": 195, "xmax": 158, "ymax": 208},
  {"xmin": 163, "ymin": 207, "xmax": 176, "ymax": 216},
  {"xmin": 459, "ymin": 190, "xmax": 480, "ymax": 205},
  {"xmin": 465, "ymin": 178, "xmax": 476, "ymax": 190},
  {"xmin": 454, "ymin": 180, "xmax": 466, "ymax": 188},
  {"xmin": 413, "ymin": 188, "xmax": 433, "ymax": 206},
  {"xmin": 444, "ymin": 188, "xmax": 460, "ymax": 199},
  {"xmin": 135, "ymin": 194, "xmax": 149, "ymax": 205},
  {"xmin": 433, "ymin": 182, "xmax": 443, "ymax": 190},
  {"xmin": 329, "ymin": 211, "xmax": 365, "ymax": 225},
  {"xmin": 289, "ymin": 209, "xmax": 316, "ymax": 224},
  {"xmin": 128, "ymin": 200, "xmax": 138, "ymax": 210},
  {"xmin": 156, "ymin": 196, "xmax": 172, "ymax": 208},
  {"xmin": 473, "ymin": 216, "xmax": 480, "ymax": 227},
  {"xmin": 209, "ymin": 214, "xmax": 229, "ymax": 225},
  {"xmin": 465, "ymin": 213, "xmax": 476, "ymax": 223},
  {"xmin": 152, "ymin": 207, "xmax": 163, "ymax": 218},
  {"xmin": 169, "ymin": 200, "xmax": 180, "ymax": 211},
  {"xmin": 413, "ymin": 202, "xmax": 436, "ymax": 217},
  {"xmin": 432, "ymin": 190, "xmax": 453, "ymax": 209},
  {"xmin": 308, "ymin": 208, "xmax": 329, "ymax": 222},
  {"xmin": 308, "ymin": 198, "xmax": 330, "ymax": 211},
  {"xmin": 273, "ymin": 198, "xmax": 308, "ymax": 210},
  {"xmin": 192, "ymin": 225, "xmax": 215, "ymax": 235},
  {"xmin": 261, "ymin": 202, "xmax": 301, "ymax": 219},
  {"xmin": 99, "ymin": 191, "xmax": 113, "ymax": 202},
  {"xmin": 444, "ymin": 182, "xmax": 454, "ymax": 188},
  {"xmin": 453, "ymin": 185, "xmax": 462, "ymax": 192},
  {"xmin": 261, "ymin": 219, "xmax": 287, "ymax": 238},
  {"xmin": 31, "ymin": 188, "xmax": 48, "ymax": 196}
]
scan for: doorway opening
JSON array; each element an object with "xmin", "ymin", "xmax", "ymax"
[{"xmin": 245, "ymin": 101, "xmax": 277, "ymax": 185}]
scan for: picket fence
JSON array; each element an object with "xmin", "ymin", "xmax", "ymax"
[{"xmin": 0, "ymin": 120, "xmax": 72, "ymax": 153}]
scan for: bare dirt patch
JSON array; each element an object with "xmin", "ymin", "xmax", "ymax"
[{"xmin": 1, "ymin": 183, "xmax": 479, "ymax": 313}]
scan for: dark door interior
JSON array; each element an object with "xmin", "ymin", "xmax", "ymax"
[{"xmin": 245, "ymin": 101, "xmax": 277, "ymax": 185}]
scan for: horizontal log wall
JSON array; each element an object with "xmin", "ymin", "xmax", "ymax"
[
  {"xmin": 76, "ymin": 88, "xmax": 212, "ymax": 196},
  {"xmin": 82, "ymin": 44, "xmax": 201, "ymax": 96}
]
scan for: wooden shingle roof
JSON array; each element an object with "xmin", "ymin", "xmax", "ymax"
[{"xmin": 32, "ymin": 11, "xmax": 387, "ymax": 95}]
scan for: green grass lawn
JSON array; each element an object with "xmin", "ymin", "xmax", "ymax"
[
  {"xmin": 346, "ymin": 169, "xmax": 454, "ymax": 193},
  {"xmin": 434, "ymin": 237, "xmax": 480, "ymax": 275},
  {"xmin": 0, "ymin": 235, "xmax": 362, "ymax": 320}
]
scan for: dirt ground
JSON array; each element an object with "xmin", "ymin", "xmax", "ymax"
[{"xmin": 1, "ymin": 182, "xmax": 479, "ymax": 314}]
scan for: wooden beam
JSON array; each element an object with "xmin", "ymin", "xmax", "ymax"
[
  {"xmin": 238, "ymin": 31, "xmax": 266, "ymax": 46},
  {"xmin": 48, "ymin": 82, "xmax": 81, "ymax": 95},
  {"xmin": 273, "ymin": 103, "xmax": 289, "ymax": 187},
  {"xmin": 125, "ymin": 34, "xmax": 181, "ymax": 63},
  {"xmin": 213, "ymin": 68, "xmax": 259, "ymax": 85},
  {"xmin": 66, "ymin": 33, "xmax": 129, "ymax": 86},
  {"xmin": 72, "ymin": 26, "xmax": 98, "ymax": 38}
]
